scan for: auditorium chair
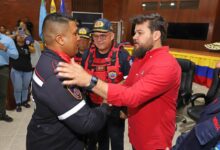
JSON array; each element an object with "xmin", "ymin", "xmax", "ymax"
[
  {"xmin": 187, "ymin": 68, "xmax": 220, "ymax": 122},
  {"xmin": 176, "ymin": 58, "xmax": 195, "ymax": 123}
]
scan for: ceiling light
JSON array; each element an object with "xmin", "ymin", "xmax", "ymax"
[
  {"xmin": 142, "ymin": 3, "xmax": 146, "ymax": 7},
  {"xmin": 170, "ymin": 2, "xmax": 175, "ymax": 6}
]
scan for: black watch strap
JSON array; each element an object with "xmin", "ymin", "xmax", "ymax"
[{"xmin": 86, "ymin": 76, "xmax": 98, "ymax": 91}]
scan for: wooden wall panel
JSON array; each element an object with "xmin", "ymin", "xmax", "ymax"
[
  {"xmin": 116, "ymin": 0, "xmax": 220, "ymax": 51},
  {"xmin": 1, "ymin": 0, "xmax": 220, "ymax": 51},
  {"xmin": 103, "ymin": 0, "xmax": 122, "ymax": 21},
  {"xmin": 72, "ymin": 0, "xmax": 103, "ymax": 12},
  {"xmin": 0, "ymin": 0, "xmax": 72, "ymax": 40},
  {"xmin": 213, "ymin": 0, "xmax": 220, "ymax": 42}
]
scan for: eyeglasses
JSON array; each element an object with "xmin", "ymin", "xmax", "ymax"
[{"xmin": 92, "ymin": 33, "xmax": 109, "ymax": 41}]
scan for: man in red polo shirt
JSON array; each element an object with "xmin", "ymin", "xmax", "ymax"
[{"xmin": 56, "ymin": 13, "xmax": 181, "ymax": 150}]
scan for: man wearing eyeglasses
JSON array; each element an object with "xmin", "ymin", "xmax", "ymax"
[{"xmin": 81, "ymin": 18, "xmax": 131, "ymax": 150}]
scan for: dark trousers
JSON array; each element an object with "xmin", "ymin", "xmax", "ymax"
[
  {"xmin": 0, "ymin": 66, "xmax": 9, "ymax": 115},
  {"xmin": 87, "ymin": 116, "xmax": 125, "ymax": 150}
]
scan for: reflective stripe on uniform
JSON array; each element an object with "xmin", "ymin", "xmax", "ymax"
[
  {"xmin": 123, "ymin": 75, "xmax": 128, "ymax": 79},
  {"xmin": 33, "ymin": 72, "xmax": 44, "ymax": 87},
  {"xmin": 58, "ymin": 100, "xmax": 86, "ymax": 120}
]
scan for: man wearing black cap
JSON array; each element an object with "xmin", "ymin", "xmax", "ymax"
[
  {"xmin": 81, "ymin": 18, "xmax": 131, "ymax": 150},
  {"xmin": 74, "ymin": 27, "xmax": 91, "ymax": 65}
]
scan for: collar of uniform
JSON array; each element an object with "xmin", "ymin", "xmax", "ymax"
[
  {"xmin": 76, "ymin": 51, "xmax": 82, "ymax": 57},
  {"xmin": 144, "ymin": 46, "xmax": 169, "ymax": 59},
  {"xmin": 46, "ymin": 48, "xmax": 71, "ymax": 63}
]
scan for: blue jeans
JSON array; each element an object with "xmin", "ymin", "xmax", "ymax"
[{"xmin": 10, "ymin": 68, "xmax": 32, "ymax": 105}]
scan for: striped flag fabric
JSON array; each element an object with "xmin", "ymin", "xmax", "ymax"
[
  {"xmin": 39, "ymin": 0, "xmax": 47, "ymax": 40},
  {"xmin": 60, "ymin": 0, "xmax": 66, "ymax": 14},
  {"xmin": 50, "ymin": 0, "xmax": 57, "ymax": 13}
]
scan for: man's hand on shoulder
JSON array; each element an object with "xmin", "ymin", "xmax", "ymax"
[{"xmin": 56, "ymin": 58, "xmax": 92, "ymax": 87}]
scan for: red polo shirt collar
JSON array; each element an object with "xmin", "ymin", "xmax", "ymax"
[
  {"xmin": 144, "ymin": 46, "xmax": 169, "ymax": 59},
  {"xmin": 53, "ymin": 50, "xmax": 71, "ymax": 63}
]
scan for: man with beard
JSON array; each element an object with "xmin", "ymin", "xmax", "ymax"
[{"xmin": 56, "ymin": 13, "xmax": 181, "ymax": 150}]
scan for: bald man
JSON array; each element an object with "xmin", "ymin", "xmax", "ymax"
[{"xmin": 26, "ymin": 13, "xmax": 109, "ymax": 150}]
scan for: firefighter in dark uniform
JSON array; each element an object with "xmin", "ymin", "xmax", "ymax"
[
  {"xmin": 173, "ymin": 97, "xmax": 220, "ymax": 150},
  {"xmin": 74, "ymin": 27, "xmax": 91, "ymax": 65},
  {"xmin": 82, "ymin": 18, "xmax": 131, "ymax": 150},
  {"xmin": 26, "ymin": 13, "xmax": 109, "ymax": 150}
]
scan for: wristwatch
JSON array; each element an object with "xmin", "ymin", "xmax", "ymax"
[{"xmin": 86, "ymin": 76, "xmax": 98, "ymax": 91}]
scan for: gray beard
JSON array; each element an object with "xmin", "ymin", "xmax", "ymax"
[{"xmin": 132, "ymin": 46, "xmax": 153, "ymax": 59}]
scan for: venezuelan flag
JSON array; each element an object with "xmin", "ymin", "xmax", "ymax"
[
  {"xmin": 39, "ymin": 0, "xmax": 47, "ymax": 40},
  {"xmin": 50, "ymin": 0, "xmax": 57, "ymax": 13},
  {"xmin": 60, "ymin": 0, "xmax": 66, "ymax": 14},
  {"xmin": 170, "ymin": 51, "xmax": 219, "ymax": 87}
]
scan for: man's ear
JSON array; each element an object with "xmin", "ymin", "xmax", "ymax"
[
  {"xmin": 153, "ymin": 30, "xmax": 161, "ymax": 41},
  {"xmin": 110, "ymin": 32, "xmax": 115, "ymax": 41},
  {"xmin": 55, "ymin": 34, "xmax": 64, "ymax": 46}
]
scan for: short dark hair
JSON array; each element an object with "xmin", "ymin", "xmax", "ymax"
[
  {"xmin": 42, "ymin": 13, "xmax": 73, "ymax": 33},
  {"xmin": 42, "ymin": 13, "xmax": 75, "ymax": 44},
  {"xmin": 132, "ymin": 13, "xmax": 168, "ymax": 44}
]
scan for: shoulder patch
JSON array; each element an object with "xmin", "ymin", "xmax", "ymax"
[
  {"xmin": 67, "ymin": 86, "xmax": 83, "ymax": 100},
  {"xmin": 108, "ymin": 71, "xmax": 117, "ymax": 80}
]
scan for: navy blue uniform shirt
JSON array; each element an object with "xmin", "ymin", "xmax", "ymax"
[{"xmin": 26, "ymin": 48, "xmax": 109, "ymax": 150}]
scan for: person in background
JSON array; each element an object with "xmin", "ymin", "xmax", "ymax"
[
  {"xmin": 74, "ymin": 27, "xmax": 91, "ymax": 65},
  {"xmin": 26, "ymin": 13, "xmax": 109, "ymax": 150},
  {"xmin": 0, "ymin": 32, "xmax": 18, "ymax": 122},
  {"xmin": 81, "ymin": 18, "xmax": 131, "ymax": 150},
  {"xmin": 56, "ymin": 13, "xmax": 181, "ymax": 150},
  {"xmin": 17, "ymin": 21, "xmax": 31, "ymax": 37},
  {"xmin": 5, "ymin": 29, "xmax": 11, "ymax": 36},
  {"xmin": 5, "ymin": 29, "xmax": 16, "ymax": 39},
  {"xmin": 216, "ymin": 60, "xmax": 220, "ymax": 68},
  {"xmin": 30, "ymin": 40, "xmax": 42, "ymax": 69},
  {"xmin": 10, "ymin": 34, "xmax": 32, "ymax": 112},
  {"xmin": 24, "ymin": 17, "xmax": 33, "ymax": 36},
  {"xmin": 173, "ymin": 96, "xmax": 220, "ymax": 150},
  {"xmin": 0, "ymin": 25, "xmax": 6, "ymax": 34}
]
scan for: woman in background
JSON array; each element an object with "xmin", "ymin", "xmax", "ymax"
[{"xmin": 10, "ymin": 34, "xmax": 33, "ymax": 112}]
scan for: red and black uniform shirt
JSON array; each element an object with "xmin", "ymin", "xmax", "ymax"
[{"xmin": 27, "ymin": 48, "xmax": 109, "ymax": 150}]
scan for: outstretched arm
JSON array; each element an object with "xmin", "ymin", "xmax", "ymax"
[{"xmin": 56, "ymin": 59, "xmax": 108, "ymax": 99}]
